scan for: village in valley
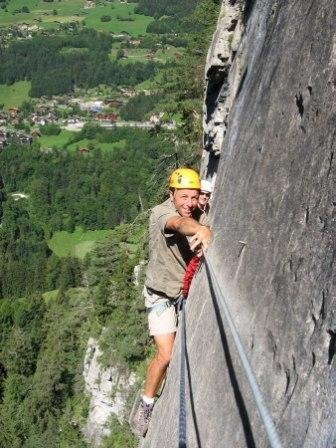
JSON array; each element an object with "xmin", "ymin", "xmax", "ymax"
[
  {"xmin": 0, "ymin": 0, "xmax": 182, "ymax": 152},
  {"xmin": 0, "ymin": 87, "xmax": 175, "ymax": 151}
]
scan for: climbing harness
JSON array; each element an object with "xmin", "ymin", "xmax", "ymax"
[
  {"xmin": 203, "ymin": 253, "xmax": 283, "ymax": 448},
  {"xmin": 146, "ymin": 300, "xmax": 174, "ymax": 316}
]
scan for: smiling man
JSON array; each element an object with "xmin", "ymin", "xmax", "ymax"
[{"xmin": 130, "ymin": 168, "xmax": 212, "ymax": 437}]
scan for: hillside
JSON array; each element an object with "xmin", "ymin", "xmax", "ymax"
[{"xmin": 0, "ymin": 1, "xmax": 220, "ymax": 446}]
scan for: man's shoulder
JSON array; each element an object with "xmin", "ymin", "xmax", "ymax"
[
  {"xmin": 151, "ymin": 198, "xmax": 176, "ymax": 217},
  {"xmin": 150, "ymin": 198, "xmax": 180, "ymax": 233}
]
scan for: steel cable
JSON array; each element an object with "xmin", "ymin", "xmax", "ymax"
[
  {"xmin": 177, "ymin": 296, "xmax": 187, "ymax": 448},
  {"xmin": 204, "ymin": 254, "xmax": 283, "ymax": 448}
]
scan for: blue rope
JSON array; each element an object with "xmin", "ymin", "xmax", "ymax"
[
  {"xmin": 204, "ymin": 254, "xmax": 283, "ymax": 448},
  {"xmin": 177, "ymin": 295, "xmax": 187, "ymax": 448}
]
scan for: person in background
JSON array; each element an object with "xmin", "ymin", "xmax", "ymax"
[
  {"xmin": 129, "ymin": 168, "xmax": 212, "ymax": 438},
  {"xmin": 198, "ymin": 179, "xmax": 212, "ymax": 215}
]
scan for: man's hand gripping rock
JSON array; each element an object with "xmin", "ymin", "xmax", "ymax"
[{"xmin": 190, "ymin": 225, "xmax": 212, "ymax": 253}]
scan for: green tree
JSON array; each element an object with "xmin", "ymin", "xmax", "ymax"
[
  {"xmin": 101, "ymin": 14, "xmax": 111, "ymax": 22},
  {"xmin": 93, "ymin": 274, "xmax": 113, "ymax": 324},
  {"xmin": 58, "ymin": 257, "xmax": 82, "ymax": 290},
  {"xmin": 116, "ymin": 49, "xmax": 125, "ymax": 60},
  {"xmin": 39, "ymin": 123, "xmax": 61, "ymax": 136}
]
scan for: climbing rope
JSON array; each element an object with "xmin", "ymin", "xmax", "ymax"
[
  {"xmin": 204, "ymin": 253, "xmax": 283, "ymax": 448},
  {"xmin": 177, "ymin": 295, "xmax": 187, "ymax": 448}
]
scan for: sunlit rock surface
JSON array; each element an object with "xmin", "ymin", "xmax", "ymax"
[
  {"xmin": 144, "ymin": 1, "xmax": 336, "ymax": 447},
  {"xmin": 83, "ymin": 337, "xmax": 135, "ymax": 446}
]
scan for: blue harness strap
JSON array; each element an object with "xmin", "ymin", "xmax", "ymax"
[{"xmin": 146, "ymin": 300, "xmax": 173, "ymax": 316}]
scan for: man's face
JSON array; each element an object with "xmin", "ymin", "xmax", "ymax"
[
  {"xmin": 170, "ymin": 188, "xmax": 199, "ymax": 218},
  {"xmin": 198, "ymin": 191, "xmax": 211, "ymax": 208}
]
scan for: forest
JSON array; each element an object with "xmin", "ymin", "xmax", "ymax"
[
  {"xmin": 0, "ymin": 30, "xmax": 159, "ymax": 97},
  {"xmin": 0, "ymin": 126, "xmax": 174, "ymax": 299},
  {"xmin": 138, "ymin": 0, "xmax": 221, "ymax": 34},
  {"xmin": 135, "ymin": 0, "xmax": 197, "ymax": 18}
]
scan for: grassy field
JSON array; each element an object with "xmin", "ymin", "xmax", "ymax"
[
  {"xmin": 155, "ymin": 46, "xmax": 184, "ymax": 63},
  {"xmin": 135, "ymin": 70, "xmax": 164, "ymax": 92},
  {"xmin": 0, "ymin": 0, "xmax": 153, "ymax": 35},
  {"xmin": 0, "ymin": 0, "xmax": 85, "ymax": 28},
  {"xmin": 38, "ymin": 129, "xmax": 75, "ymax": 149},
  {"xmin": 4, "ymin": 0, "xmax": 82, "ymax": 14},
  {"xmin": 110, "ymin": 45, "xmax": 184, "ymax": 64},
  {"xmin": 65, "ymin": 137, "xmax": 126, "ymax": 152},
  {"xmin": 38, "ymin": 131, "xmax": 126, "ymax": 153},
  {"xmin": 83, "ymin": 2, "xmax": 152, "ymax": 34},
  {"xmin": 0, "ymin": 81, "xmax": 31, "ymax": 109},
  {"xmin": 48, "ymin": 226, "xmax": 112, "ymax": 259},
  {"xmin": 76, "ymin": 84, "xmax": 119, "ymax": 100}
]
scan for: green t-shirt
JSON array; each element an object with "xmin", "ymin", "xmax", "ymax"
[{"xmin": 145, "ymin": 198, "xmax": 196, "ymax": 300}]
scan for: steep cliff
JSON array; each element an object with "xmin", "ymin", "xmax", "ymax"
[
  {"xmin": 83, "ymin": 337, "xmax": 136, "ymax": 446},
  {"xmin": 145, "ymin": 1, "xmax": 336, "ymax": 447}
]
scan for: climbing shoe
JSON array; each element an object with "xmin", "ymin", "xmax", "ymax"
[{"xmin": 129, "ymin": 397, "xmax": 154, "ymax": 437}]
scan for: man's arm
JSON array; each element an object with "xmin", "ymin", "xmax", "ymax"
[{"xmin": 165, "ymin": 216, "xmax": 211, "ymax": 250}]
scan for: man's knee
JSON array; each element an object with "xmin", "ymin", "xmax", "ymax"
[
  {"xmin": 153, "ymin": 332, "xmax": 175, "ymax": 368},
  {"xmin": 155, "ymin": 346, "xmax": 172, "ymax": 367}
]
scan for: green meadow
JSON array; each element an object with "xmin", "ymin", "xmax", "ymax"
[
  {"xmin": 48, "ymin": 226, "xmax": 113, "ymax": 259},
  {"xmin": 0, "ymin": 0, "xmax": 153, "ymax": 35},
  {"xmin": 4, "ymin": 0, "xmax": 82, "ymax": 14},
  {"xmin": 154, "ymin": 46, "xmax": 184, "ymax": 63},
  {"xmin": 65, "ymin": 137, "xmax": 126, "ymax": 152},
  {"xmin": 0, "ymin": 81, "xmax": 31, "ymax": 109},
  {"xmin": 37, "ymin": 130, "xmax": 126, "ymax": 153},
  {"xmin": 135, "ymin": 70, "xmax": 164, "ymax": 92},
  {"xmin": 83, "ymin": 2, "xmax": 153, "ymax": 34},
  {"xmin": 110, "ymin": 45, "xmax": 184, "ymax": 64},
  {"xmin": 38, "ymin": 129, "xmax": 74, "ymax": 149},
  {"xmin": 0, "ymin": 0, "xmax": 85, "ymax": 28}
]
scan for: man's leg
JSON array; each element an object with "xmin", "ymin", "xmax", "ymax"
[
  {"xmin": 129, "ymin": 303, "xmax": 177, "ymax": 437},
  {"xmin": 144, "ymin": 332, "xmax": 175, "ymax": 398},
  {"xmin": 129, "ymin": 333, "xmax": 175, "ymax": 437}
]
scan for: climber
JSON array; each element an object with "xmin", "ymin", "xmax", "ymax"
[
  {"xmin": 198, "ymin": 179, "xmax": 212, "ymax": 214},
  {"xmin": 192, "ymin": 178, "xmax": 212, "ymax": 225},
  {"xmin": 129, "ymin": 168, "xmax": 212, "ymax": 438}
]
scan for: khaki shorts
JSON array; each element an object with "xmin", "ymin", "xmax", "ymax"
[{"xmin": 144, "ymin": 287, "xmax": 178, "ymax": 336}]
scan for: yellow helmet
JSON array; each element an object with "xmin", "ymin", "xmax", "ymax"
[{"xmin": 169, "ymin": 168, "xmax": 201, "ymax": 190}]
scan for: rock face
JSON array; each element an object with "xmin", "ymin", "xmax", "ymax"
[
  {"xmin": 145, "ymin": 1, "xmax": 335, "ymax": 447},
  {"xmin": 82, "ymin": 337, "xmax": 135, "ymax": 446}
]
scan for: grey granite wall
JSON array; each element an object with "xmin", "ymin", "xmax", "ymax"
[{"xmin": 144, "ymin": 1, "xmax": 335, "ymax": 447}]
